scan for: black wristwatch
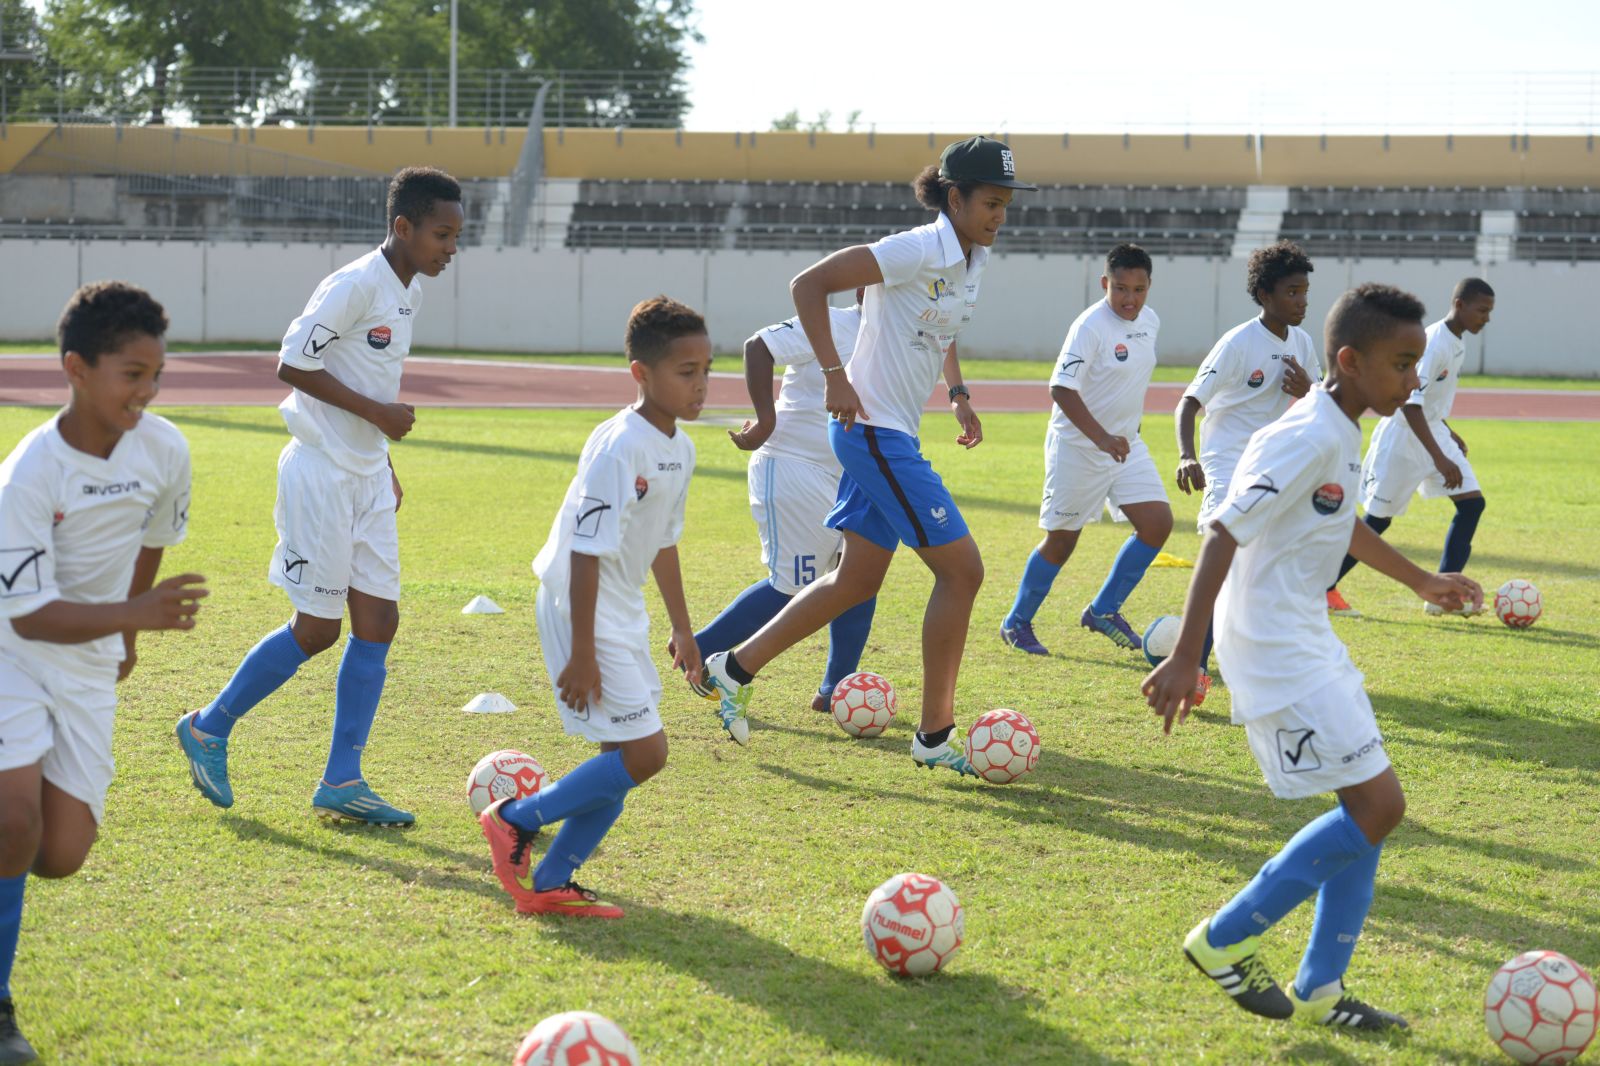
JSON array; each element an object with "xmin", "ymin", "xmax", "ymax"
[{"xmin": 948, "ymin": 384, "xmax": 971, "ymax": 403}]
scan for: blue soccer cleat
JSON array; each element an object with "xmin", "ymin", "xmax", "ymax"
[
  {"xmin": 312, "ymin": 780, "xmax": 414, "ymax": 826},
  {"xmin": 1000, "ymin": 620, "xmax": 1050, "ymax": 656},
  {"xmin": 175, "ymin": 710, "xmax": 234, "ymax": 808},
  {"xmin": 1080, "ymin": 605, "xmax": 1143, "ymax": 651}
]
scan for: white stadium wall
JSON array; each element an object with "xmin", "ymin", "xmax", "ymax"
[{"xmin": 0, "ymin": 240, "xmax": 1593, "ymax": 377}]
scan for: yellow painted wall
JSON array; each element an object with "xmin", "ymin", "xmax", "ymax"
[{"xmin": 3, "ymin": 123, "xmax": 1596, "ymax": 187}]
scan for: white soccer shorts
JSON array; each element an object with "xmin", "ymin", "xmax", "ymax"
[
  {"xmin": 535, "ymin": 585, "xmax": 664, "ymax": 744},
  {"xmin": 749, "ymin": 453, "xmax": 845, "ymax": 594},
  {"xmin": 1039, "ymin": 435, "xmax": 1169, "ymax": 532},
  {"xmin": 0, "ymin": 651, "xmax": 118, "ymax": 823},
  {"xmin": 1360, "ymin": 420, "xmax": 1479, "ymax": 519},
  {"xmin": 1243, "ymin": 673, "xmax": 1392, "ymax": 800},
  {"xmin": 1195, "ymin": 448, "xmax": 1245, "ymax": 535},
  {"xmin": 268, "ymin": 441, "xmax": 401, "ymax": 619}
]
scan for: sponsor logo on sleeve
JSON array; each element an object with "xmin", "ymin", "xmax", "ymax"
[
  {"xmin": 1311, "ymin": 483, "xmax": 1345, "ymax": 515},
  {"xmin": 367, "ymin": 326, "xmax": 392, "ymax": 349},
  {"xmin": 574, "ymin": 497, "xmax": 612, "ymax": 538},
  {"xmin": 304, "ymin": 324, "xmax": 338, "ymax": 359},
  {"xmin": 1059, "ymin": 355, "xmax": 1084, "ymax": 381},
  {"xmin": 1228, "ymin": 473, "xmax": 1278, "ymax": 515},
  {"xmin": 1277, "ymin": 728, "xmax": 1321, "ymax": 773},
  {"xmin": 1113, "ymin": 343, "xmax": 1129, "ymax": 362},
  {"xmin": 0, "ymin": 547, "xmax": 46, "ymax": 597},
  {"xmin": 174, "ymin": 491, "xmax": 190, "ymax": 533},
  {"xmin": 635, "ymin": 476, "xmax": 649, "ymax": 500},
  {"xmin": 1247, "ymin": 369, "xmax": 1265, "ymax": 388}
]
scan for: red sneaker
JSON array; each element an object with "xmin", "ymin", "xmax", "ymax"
[
  {"xmin": 1192, "ymin": 671, "xmax": 1212, "ymax": 708},
  {"xmin": 514, "ymin": 881, "xmax": 625, "ymax": 919},
  {"xmin": 1326, "ymin": 588, "xmax": 1362, "ymax": 618},
  {"xmin": 479, "ymin": 799, "xmax": 540, "ymax": 909}
]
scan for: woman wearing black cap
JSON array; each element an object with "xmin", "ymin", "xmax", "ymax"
[{"xmin": 698, "ymin": 136, "xmax": 1035, "ymax": 775}]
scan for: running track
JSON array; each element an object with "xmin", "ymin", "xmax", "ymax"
[{"xmin": 3, "ymin": 353, "xmax": 1598, "ymax": 421}]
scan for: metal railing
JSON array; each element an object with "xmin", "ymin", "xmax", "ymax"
[{"xmin": 1, "ymin": 65, "xmax": 687, "ymax": 129}]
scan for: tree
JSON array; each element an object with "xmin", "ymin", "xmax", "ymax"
[{"xmin": 770, "ymin": 108, "xmax": 849, "ymax": 134}]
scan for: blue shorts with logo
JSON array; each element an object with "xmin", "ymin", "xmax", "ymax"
[{"xmin": 825, "ymin": 420, "xmax": 969, "ymax": 551}]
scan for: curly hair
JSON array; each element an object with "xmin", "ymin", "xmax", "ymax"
[
  {"xmin": 57, "ymin": 281, "xmax": 168, "ymax": 366},
  {"xmin": 1324, "ymin": 283, "xmax": 1425, "ymax": 357},
  {"xmin": 1246, "ymin": 240, "xmax": 1314, "ymax": 306},
  {"xmin": 625, "ymin": 295, "xmax": 707, "ymax": 365},
  {"xmin": 387, "ymin": 166, "xmax": 462, "ymax": 226},
  {"xmin": 912, "ymin": 164, "xmax": 981, "ymax": 215},
  {"xmin": 1106, "ymin": 243, "xmax": 1153, "ymax": 276}
]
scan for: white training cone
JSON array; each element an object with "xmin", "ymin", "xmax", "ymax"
[
  {"xmin": 461, "ymin": 595, "xmax": 504, "ymax": 615},
  {"xmin": 462, "ymin": 692, "xmax": 516, "ymax": 714}
]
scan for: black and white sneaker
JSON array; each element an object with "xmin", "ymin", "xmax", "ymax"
[
  {"xmin": 1182, "ymin": 919, "xmax": 1294, "ymax": 1020},
  {"xmin": 1290, "ymin": 982, "xmax": 1409, "ymax": 1031},
  {"xmin": 0, "ymin": 998, "xmax": 39, "ymax": 1065}
]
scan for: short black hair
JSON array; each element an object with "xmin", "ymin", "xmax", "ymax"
[
  {"xmin": 1324, "ymin": 283, "xmax": 1425, "ymax": 357},
  {"xmin": 912, "ymin": 164, "xmax": 980, "ymax": 215},
  {"xmin": 1106, "ymin": 243, "xmax": 1153, "ymax": 276},
  {"xmin": 387, "ymin": 166, "xmax": 462, "ymax": 227},
  {"xmin": 1247, "ymin": 240, "xmax": 1314, "ymax": 306},
  {"xmin": 1453, "ymin": 277, "xmax": 1495, "ymax": 303},
  {"xmin": 626, "ymin": 296, "xmax": 707, "ymax": 365},
  {"xmin": 57, "ymin": 281, "xmax": 168, "ymax": 366}
]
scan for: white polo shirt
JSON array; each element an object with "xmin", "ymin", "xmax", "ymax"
[
  {"xmin": 1184, "ymin": 318, "xmax": 1322, "ymax": 469},
  {"xmin": 1212, "ymin": 388, "xmax": 1364, "ymax": 721},
  {"xmin": 278, "ymin": 248, "xmax": 422, "ymax": 477},
  {"xmin": 1049, "ymin": 299, "xmax": 1160, "ymax": 447},
  {"xmin": 754, "ymin": 305, "xmax": 861, "ymax": 472},
  {"xmin": 533, "ymin": 408, "xmax": 696, "ymax": 646},
  {"xmin": 853, "ymin": 213, "xmax": 988, "ymax": 437},
  {"xmin": 0, "ymin": 412, "xmax": 191, "ymax": 674},
  {"xmin": 1409, "ymin": 318, "xmax": 1466, "ymax": 423}
]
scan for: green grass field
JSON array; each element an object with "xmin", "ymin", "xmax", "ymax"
[{"xmin": 2, "ymin": 402, "xmax": 1597, "ymax": 1065}]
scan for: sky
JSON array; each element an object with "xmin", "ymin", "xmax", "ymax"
[{"xmin": 680, "ymin": 0, "xmax": 1600, "ymax": 133}]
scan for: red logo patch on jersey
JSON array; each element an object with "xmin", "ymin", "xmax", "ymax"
[
  {"xmin": 52, "ymin": 511, "xmax": 64, "ymax": 527},
  {"xmin": 1247, "ymin": 369, "xmax": 1266, "ymax": 388},
  {"xmin": 1312, "ymin": 483, "xmax": 1345, "ymax": 515},
  {"xmin": 367, "ymin": 326, "xmax": 392, "ymax": 349},
  {"xmin": 635, "ymin": 476, "xmax": 649, "ymax": 500},
  {"xmin": 1113, "ymin": 343, "xmax": 1129, "ymax": 362},
  {"xmin": 1436, "ymin": 367, "xmax": 1450, "ymax": 381}
]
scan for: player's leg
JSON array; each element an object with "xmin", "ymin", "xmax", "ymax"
[
  {"xmin": 0, "ymin": 764, "xmax": 42, "ymax": 1065},
  {"xmin": 1083, "ymin": 445, "xmax": 1171, "ymax": 650},
  {"xmin": 1331, "ymin": 429, "xmax": 1417, "ymax": 615},
  {"xmin": 694, "ymin": 455, "xmax": 797, "ymax": 658},
  {"xmin": 1003, "ymin": 437, "xmax": 1095, "ymax": 655},
  {"xmin": 1002, "ymin": 529, "xmax": 1078, "ymax": 656},
  {"xmin": 906, "ymin": 532, "xmax": 984, "ymax": 773},
  {"xmin": 819, "ymin": 594, "xmax": 877, "ymax": 711},
  {"xmin": 1441, "ymin": 490, "xmax": 1485, "ymax": 573}
]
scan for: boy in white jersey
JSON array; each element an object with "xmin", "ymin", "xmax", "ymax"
[
  {"xmin": 176, "ymin": 167, "xmax": 463, "ymax": 826},
  {"xmin": 1328, "ymin": 278, "xmax": 1495, "ymax": 618},
  {"xmin": 1001, "ymin": 244, "xmax": 1172, "ymax": 657},
  {"xmin": 1145, "ymin": 284, "xmax": 1481, "ymax": 1032},
  {"xmin": 685, "ymin": 290, "xmax": 878, "ymax": 718},
  {"xmin": 480, "ymin": 297, "xmax": 709, "ymax": 919},
  {"xmin": 0, "ymin": 283, "xmax": 206, "ymax": 1063}
]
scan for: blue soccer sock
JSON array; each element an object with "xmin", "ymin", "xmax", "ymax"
[
  {"xmin": 694, "ymin": 579, "xmax": 792, "ymax": 657},
  {"xmin": 501, "ymin": 748, "xmax": 636, "ymax": 834},
  {"xmin": 1334, "ymin": 514, "xmax": 1392, "ymax": 586},
  {"xmin": 1004, "ymin": 550, "xmax": 1063, "ymax": 628},
  {"xmin": 323, "ymin": 636, "xmax": 388, "ymax": 785},
  {"xmin": 1208, "ymin": 805, "xmax": 1376, "ymax": 947},
  {"xmin": 1440, "ymin": 496, "xmax": 1486, "ymax": 573},
  {"xmin": 1295, "ymin": 841, "xmax": 1384, "ymax": 998},
  {"xmin": 534, "ymin": 798, "xmax": 626, "ymax": 892},
  {"xmin": 195, "ymin": 624, "xmax": 309, "ymax": 737},
  {"xmin": 821, "ymin": 596, "xmax": 877, "ymax": 694},
  {"xmin": 1090, "ymin": 535, "xmax": 1162, "ymax": 616},
  {"xmin": 1200, "ymin": 620, "xmax": 1215, "ymax": 676},
  {"xmin": 0, "ymin": 874, "xmax": 23, "ymax": 1000}
]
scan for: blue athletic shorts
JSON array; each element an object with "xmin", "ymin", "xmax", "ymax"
[{"xmin": 825, "ymin": 420, "xmax": 969, "ymax": 551}]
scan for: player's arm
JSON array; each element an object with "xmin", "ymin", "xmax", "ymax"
[
  {"xmin": 728, "ymin": 334, "xmax": 778, "ymax": 452},
  {"xmin": 943, "ymin": 339, "xmax": 981, "ymax": 448},
  {"xmin": 791, "ymin": 246, "xmax": 885, "ymax": 430},
  {"xmin": 651, "ymin": 545, "xmax": 702, "ymax": 687},
  {"xmin": 1051, "ymin": 386, "xmax": 1126, "ymax": 462},
  {"xmin": 1400, "ymin": 403, "xmax": 1462, "ymax": 488},
  {"xmin": 117, "ymin": 545, "xmax": 163, "ymax": 681},
  {"xmin": 1142, "ymin": 523, "xmax": 1236, "ymax": 733},
  {"xmin": 556, "ymin": 551, "xmax": 603, "ymax": 712},
  {"xmin": 12, "ymin": 575, "xmax": 208, "ymax": 645},
  {"xmin": 1174, "ymin": 396, "xmax": 1205, "ymax": 493},
  {"xmin": 277, "ymin": 363, "xmax": 415, "ymax": 442},
  {"xmin": 1347, "ymin": 518, "xmax": 1482, "ymax": 611},
  {"xmin": 1444, "ymin": 418, "xmax": 1468, "ymax": 456}
]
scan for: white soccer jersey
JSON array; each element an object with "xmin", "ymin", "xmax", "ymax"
[
  {"xmin": 1212, "ymin": 388, "xmax": 1364, "ymax": 722},
  {"xmin": 1049, "ymin": 299, "xmax": 1160, "ymax": 446},
  {"xmin": 0, "ymin": 413, "xmax": 191, "ymax": 672},
  {"xmin": 533, "ymin": 408, "xmax": 695, "ymax": 645},
  {"xmin": 1408, "ymin": 318, "xmax": 1466, "ymax": 423},
  {"xmin": 278, "ymin": 248, "xmax": 423, "ymax": 477},
  {"xmin": 1184, "ymin": 318, "xmax": 1322, "ymax": 467},
  {"xmin": 853, "ymin": 213, "xmax": 988, "ymax": 436},
  {"xmin": 754, "ymin": 305, "xmax": 861, "ymax": 472}
]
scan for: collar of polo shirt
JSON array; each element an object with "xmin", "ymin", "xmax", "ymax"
[{"xmin": 931, "ymin": 211, "xmax": 974, "ymax": 268}]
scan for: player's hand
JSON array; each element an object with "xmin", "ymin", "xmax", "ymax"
[
  {"xmin": 557, "ymin": 649, "xmax": 602, "ymax": 712},
  {"xmin": 372, "ymin": 402, "xmax": 416, "ymax": 441},
  {"xmin": 126, "ymin": 573, "xmax": 209, "ymax": 632},
  {"xmin": 1175, "ymin": 457, "xmax": 1206, "ymax": 495},
  {"xmin": 728, "ymin": 418, "xmax": 775, "ymax": 452},
  {"xmin": 824, "ymin": 375, "xmax": 868, "ymax": 431},
  {"xmin": 1416, "ymin": 572, "xmax": 1484, "ymax": 615},
  {"xmin": 1142, "ymin": 654, "xmax": 1202, "ymax": 735},
  {"xmin": 1449, "ymin": 429, "xmax": 1468, "ymax": 456},
  {"xmin": 390, "ymin": 465, "xmax": 403, "ymax": 512},
  {"xmin": 952, "ymin": 398, "xmax": 982, "ymax": 449},
  {"xmin": 1095, "ymin": 433, "xmax": 1131, "ymax": 463},
  {"xmin": 668, "ymin": 627, "xmax": 704, "ymax": 689},
  {"xmin": 1435, "ymin": 457, "xmax": 1464, "ymax": 490},
  {"xmin": 1280, "ymin": 356, "xmax": 1312, "ymax": 398}
]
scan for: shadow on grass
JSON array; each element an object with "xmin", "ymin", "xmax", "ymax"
[
  {"xmin": 1354, "ymin": 611, "xmax": 1600, "ymax": 649},
  {"xmin": 538, "ymin": 899, "xmax": 1125, "ymax": 1065},
  {"xmin": 1374, "ymin": 690, "xmax": 1600, "ymax": 777}
]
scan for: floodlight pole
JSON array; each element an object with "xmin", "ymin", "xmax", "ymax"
[{"xmin": 448, "ymin": 0, "xmax": 458, "ymax": 127}]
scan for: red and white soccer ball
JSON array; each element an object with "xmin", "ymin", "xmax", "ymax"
[
  {"xmin": 1485, "ymin": 950, "xmax": 1598, "ymax": 1064},
  {"xmin": 1496, "ymin": 579, "xmax": 1543, "ymax": 629},
  {"xmin": 964, "ymin": 708, "xmax": 1040, "ymax": 784},
  {"xmin": 467, "ymin": 749, "xmax": 547, "ymax": 815},
  {"xmin": 860, "ymin": 872, "xmax": 964, "ymax": 977},
  {"xmin": 830, "ymin": 671, "xmax": 898, "ymax": 738},
  {"xmin": 514, "ymin": 1011, "xmax": 639, "ymax": 1066}
]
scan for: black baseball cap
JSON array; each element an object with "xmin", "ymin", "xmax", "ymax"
[{"xmin": 938, "ymin": 136, "xmax": 1037, "ymax": 190}]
